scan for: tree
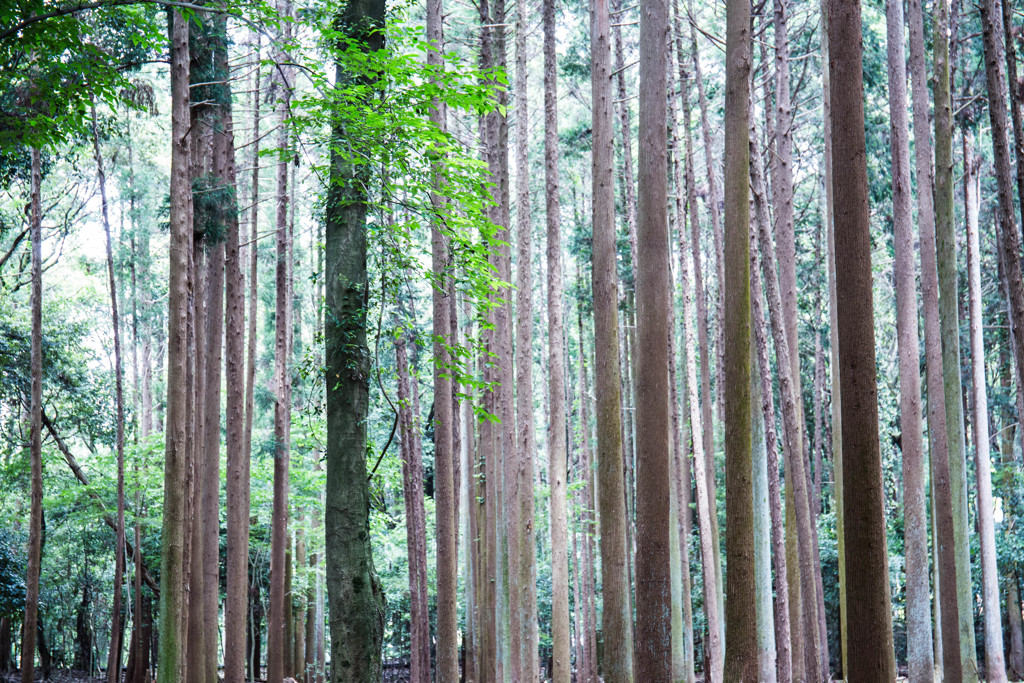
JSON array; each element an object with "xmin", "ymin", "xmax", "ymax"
[
  {"xmin": 906, "ymin": 0, "xmax": 963, "ymax": 672},
  {"xmin": 543, "ymin": 0, "xmax": 570, "ymax": 674},
  {"xmin": 20, "ymin": 145, "xmax": 43, "ymax": 683},
  {"xmin": 324, "ymin": 0, "xmax": 387, "ymax": 678},
  {"xmin": 884, "ymin": 0, "xmax": 934, "ymax": 676},
  {"xmin": 156, "ymin": 11, "xmax": 192, "ymax": 681},
  {"xmin": 828, "ymin": 0, "xmax": 896, "ymax": 675},
  {"xmin": 591, "ymin": 0, "xmax": 634, "ymax": 676},
  {"xmin": 963, "ymin": 140, "xmax": 1006, "ymax": 682},
  {"xmin": 720, "ymin": 0, "xmax": 755, "ymax": 673},
  {"xmin": 90, "ymin": 102, "xmax": 127, "ymax": 683}
]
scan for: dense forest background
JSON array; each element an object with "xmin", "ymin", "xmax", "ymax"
[{"xmin": 2, "ymin": 0, "xmax": 1024, "ymax": 678}]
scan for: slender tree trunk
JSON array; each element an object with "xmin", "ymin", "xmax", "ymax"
[
  {"xmin": 21, "ymin": 146, "xmax": 43, "ymax": 683},
  {"xmin": 223, "ymin": 22, "xmax": 249, "ymax": 683},
  {"xmin": 426, "ymin": 0, "xmax": 458, "ymax": 676},
  {"xmin": 91, "ymin": 103, "xmax": 128, "ymax": 683},
  {"xmin": 268, "ymin": 6, "xmax": 293, "ymax": 675},
  {"xmin": 1008, "ymin": 574, "xmax": 1024, "ymax": 679},
  {"xmin": 884, "ymin": 1, "xmax": 935, "ymax": 677},
  {"xmin": 591, "ymin": 0, "xmax": 633, "ymax": 676},
  {"xmin": 906, "ymin": 0, "xmax": 963, "ymax": 673},
  {"xmin": 543, "ymin": 0, "xmax": 569, "ymax": 674},
  {"xmin": 157, "ymin": 13, "xmax": 191, "ymax": 680},
  {"xmin": 1002, "ymin": 0, "xmax": 1024, "ymax": 215},
  {"xmin": 749, "ymin": 226, "xmax": 792, "ymax": 683},
  {"xmin": 828, "ymin": 0, "xmax": 897, "ymax": 674},
  {"xmin": 934, "ymin": 0, "xmax": 978, "ymax": 673},
  {"xmin": 397, "ymin": 334, "xmax": 429, "ymax": 683},
  {"xmin": 964, "ymin": 139, "xmax": 1007, "ymax": 682},
  {"xmin": 324, "ymin": 0, "xmax": 387, "ymax": 678}
]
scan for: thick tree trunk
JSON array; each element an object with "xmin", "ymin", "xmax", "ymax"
[
  {"xmin": 157, "ymin": 13, "xmax": 192, "ymax": 681},
  {"xmin": 21, "ymin": 146, "xmax": 43, "ymax": 683},
  {"xmin": 591, "ymin": 0, "xmax": 634, "ymax": 677},
  {"xmin": 828, "ymin": 0, "xmax": 897, "ymax": 675},
  {"xmin": 906, "ymin": 0, "xmax": 963, "ymax": 673},
  {"xmin": 884, "ymin": 1, "xmax": 935, "ymax": 677},
  {"xmin": 324, "ymin": 1, "xmax": 387, "ymax": 679},
  {"xmin": 719, "ymin": 0, "xmax": 756, "ymax": 675},
  {"xmin": 1008, "ymin": 574, "xmax": 1024, "ymax": 678},
  {"xmin": 633, "ymin": 0, "xmax": 673, "ymax": 673}
]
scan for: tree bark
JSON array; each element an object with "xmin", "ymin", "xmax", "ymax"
[
  {"xmin": 396, "ymin": 333, "xmax": 429, "ymax": 683},
  {"xmin": 828, "ymin": 0, "xmax": 897, "ymax": 675},
  {"xmin": 223, "ymin": 21, "xmax": 249, "ymax": 683},
  {"xmin": 20, "ymin": 145, "xmax": 43, "ymax": 683},
  {"xmin": 963, "ymin": 139, "xmax": 1007, "ymax": 682},
  {"xmin": 156, "ymin": 12, "xmax": 192, "ymax": 681},
  {"xmin": 591, "ymin": 0, "xmax": 634, "ymax": 676},
  {"xmin": 884, "ymin": 0, "xmax": 935, "ymax": 676},
  {"xmin": 543, "ymin": 0, "xmax": 569, "ymax": 674},
  {"xmin": 324, "ymin": 0, "xmax": 388, "ymax": 679},
  {"xmin": 906, "ymin": 0, "xmax": 963, "ymax": 673}
]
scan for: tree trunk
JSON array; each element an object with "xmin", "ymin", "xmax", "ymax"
[
  {"xmin": 267, "ymin": 4, "xmax": 293, "ymax": 675},
  {"xmin": 906, "ymin": 0, "xmax": 963, "ymax": 673},
  {"xmin": 1008, "ymin": 573, "xmax": 1024, "ymax": 679},
  {"xmin": 749, "ymin": 224, "xmax": 792, "ymax": 683},
  {"xmin": 828, "ymin": 0, "xmax": 897, "ymax": 675},
  {"xmin": 223, "ymin": 22, "xmax": 249, "ymax": 683},
  {"xmin": 21, "ymin": 145, "xmax": 43, "ymax": 683},
  {"xmin": 633, "ymin": 0, "xmax": 675, "ymax": 673},
  {"xmin": 884, "ymin": 1, "xmax": 935, "ymax": 676},
  {"xmin": 543, "ymin": 0, "xmax": 570, "ymax": 674},
  {"xmin": 397, "ymin": 334, "xmax": 429, "ymax": 683},
  {"xmin": 324, "ymin": 0, "xmax": 387, "ymax": 679},
  {"xmin": 934, "ymin": 0, "xmax": 978, "ymax": 674},
  {"xmin": 591, "ymin": 0, "xmax": 633, "ymax": 677},
  {"xmin": 91, "ymin": 101, "xmax": 128, "ymax": 683},
  {"xmin": 963, "ymin": 139, "xmax": 1007, "ymax": 682},
  {"xmin": 156, "ymin": 11, "xmax": 192, "ymax": 681}
]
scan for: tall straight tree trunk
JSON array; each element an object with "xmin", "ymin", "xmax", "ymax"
[
  {"xmin": 576, "ymin": 298, "xmax": 599, "ymax": 683},
  {"xmin": 828, "ymin": 0, "xmax": 897, "ymax": 675},
  {"xmin": 633, "ymin": 0, "xmax": 674, "ymax": 672},
  {"xmin": 512, "ymin": 3, "xmax": 539, "ymax": 675},
  {"xmin": 396, "ymin": 335, "xmax": 429, "ymax": 683},
  {"xmin": 963, "ymin": 140, "xmax": 1007, "ymax": 682},
  {"xmin": 91, "ymin": 103, "xmax": 128, "ymax": 683},
  {"xmin": 720, "ymin": 0, "xmax": 756, "ymax": 674},
  {"xmin": 591, "ymin": 0, "xmax": 634, "ymax": 677},
  {"xmin": 20, "ymin": 146, "xmax": 43, "ymax": 683},
  {"xmin": 1001, "ymin": 0, "xmax": 1024, "ymax": 215},
  {"xmin": 243, "ymin": 33, "xmax": 260, "ymax": 505},
  {"xmin": 884, "ymin": 0, "xmax": 935, "ymax": 677},
  {"xmin": 907, "ymin": 0, "xmax": 962, "ymax": 673},
  {"xmin": 749, "ymin": 224, "xmax": 792, "ymax": 683},
  {"xmin": 324, "ymin": 0, "xmax": 387, "ymax": 679},
  {"xmin": 934, "ymin": 0, "xmax": 977, "ymax": 673},
  {"xmin": 426, "ymin": 0, "xmax": 458, "ymax": 675},
  {"xmin": 267, "ymin": 5, "xmax": 293, "ymax": 674},
  {"xmin": 751, "ymin": 129, "xmax": 822, "ymax": 683},
  {"xmin": 157, "ymin": 12, "xmax": 192, "ymax": 680},
  {"xmin": 223, "ymin": 19, "xmax": 249, "ymax": 683},
  {"xmin": 543, "ymin": 0, "xmax": 570, "ymax": 674},
  {"xmin": 1008, "ymin": 574, "xmax": 1024, "ymax": 679}
]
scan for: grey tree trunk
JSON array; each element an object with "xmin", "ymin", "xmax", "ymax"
[{"xmin": 884, "ymin": 0, "xmax": 935, "ymax": 676}]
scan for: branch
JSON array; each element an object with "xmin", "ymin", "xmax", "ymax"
[{"xmin": 41, "ymin": 411, "xmax": 160, "ymax": 595}]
